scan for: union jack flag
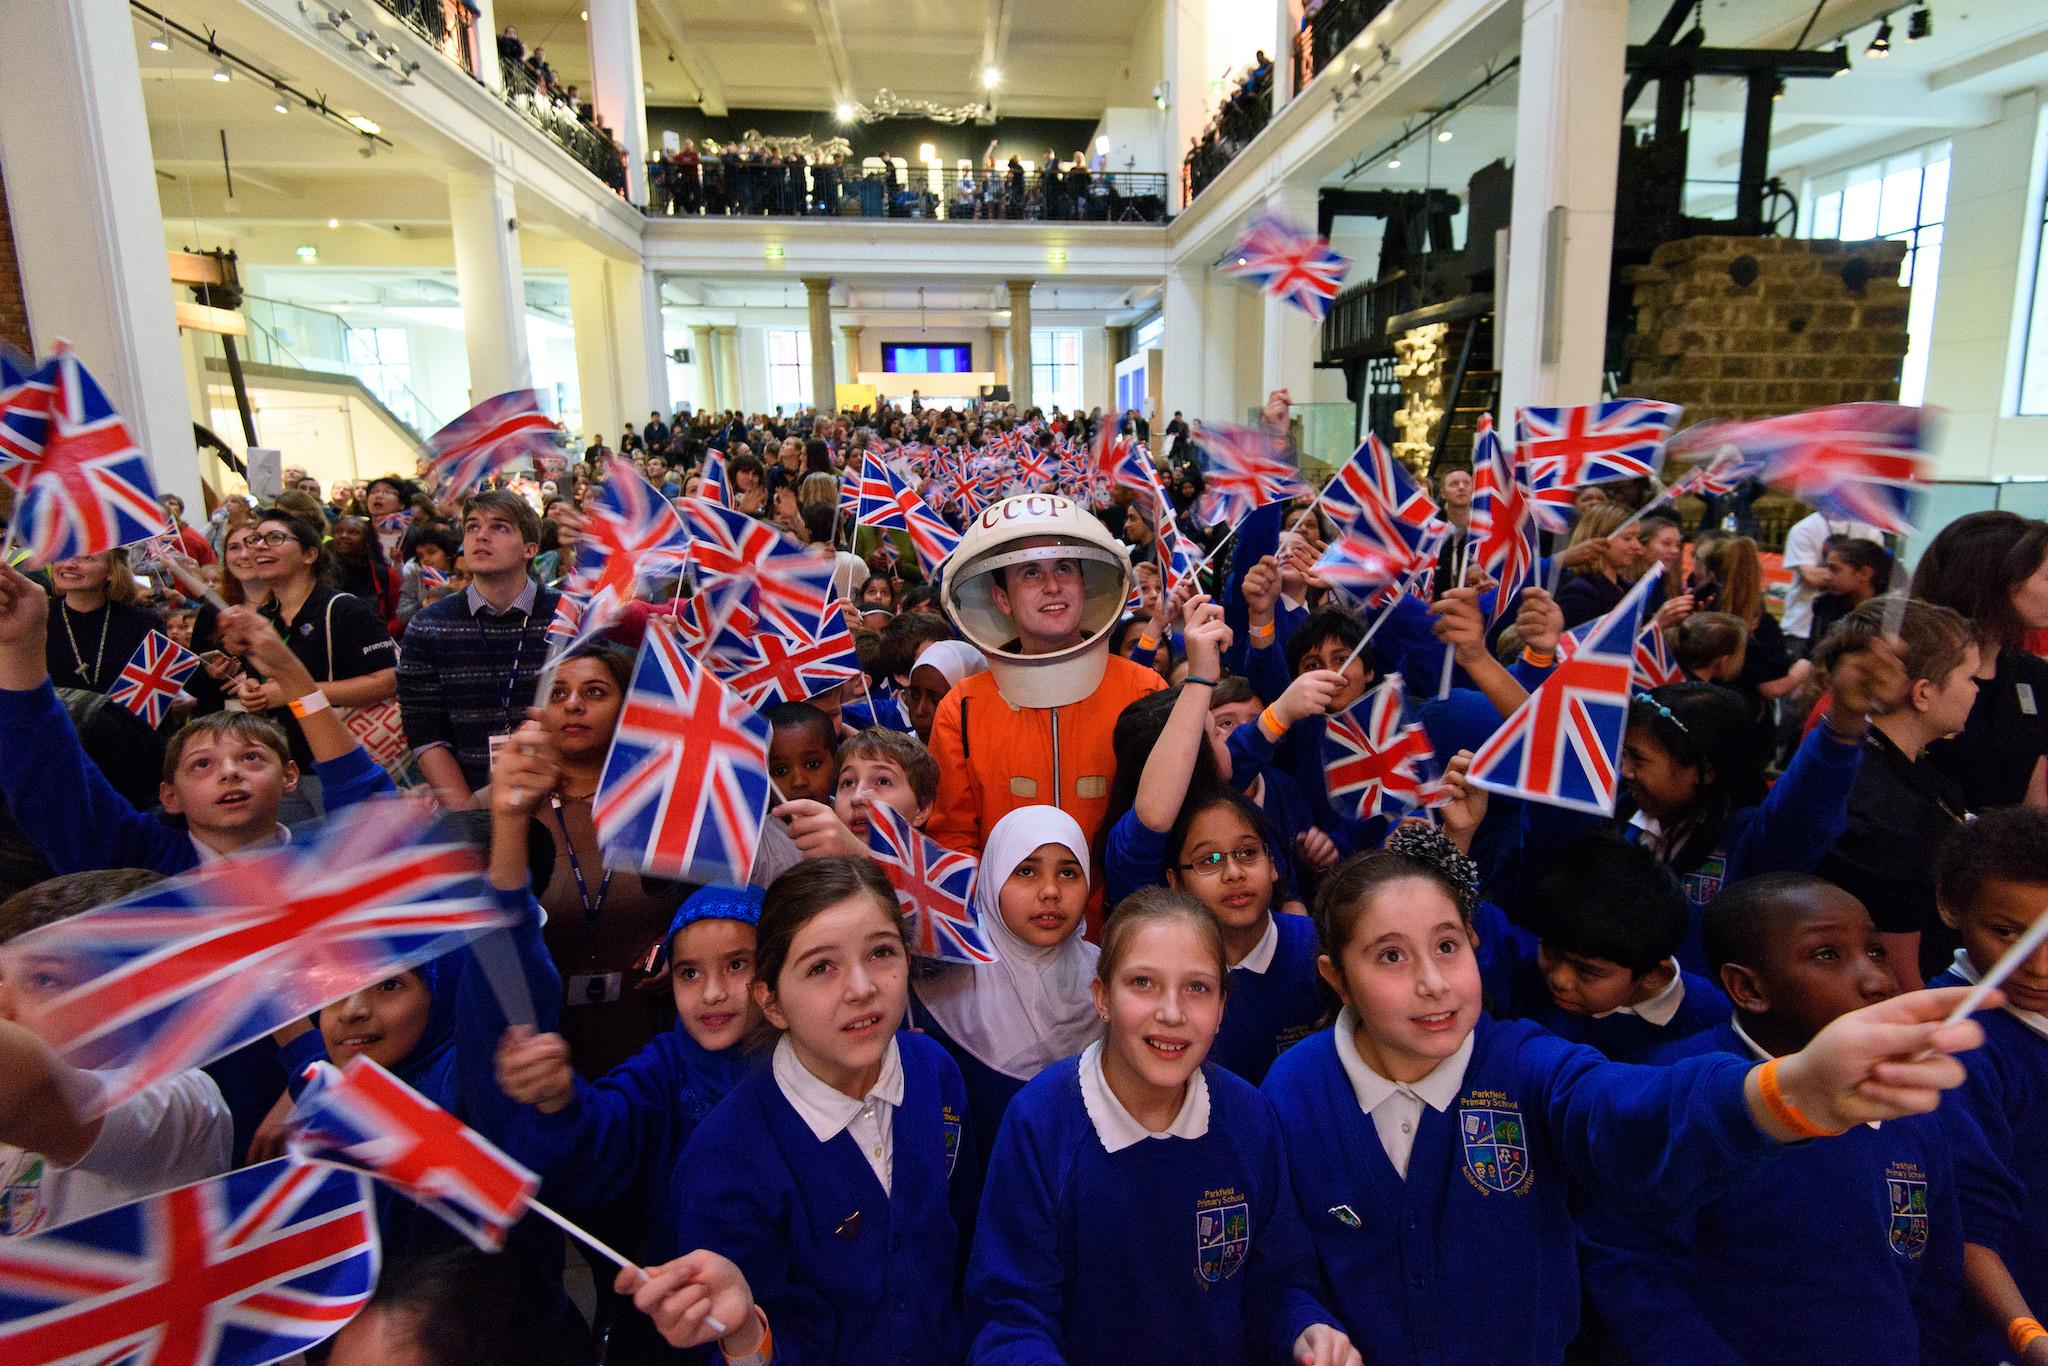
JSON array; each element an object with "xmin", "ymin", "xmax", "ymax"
[
  {"xmin": 374, "ymin": 511, "xmax": 414, "ymax": 538},
  {"xmin": 679, "ymin": 496, "xmax": 834, "ymax": 643},
  {"xmin": 420, "ymin": 391, "xmax": 560, "ymax": 507},
  {"xmin": 1192, "ymin": 422, "xmax": 1308, "ymax": 529},
  {"xmin": 854, "ymin": 451, "xmax": 959, "ymax": 576},
  {"xmin": 1666, "ymin": 449, "xmax": 1766, "ymax": 499},
  {"xmin": 863, "ymin": 800, "xmax": 994, "ymax": 965},
  {"xmin": 698, "ymin": 448, "xmax": 731, "ymax": 506},
  {"xmin": 1218, "ymin": 214, "xmax": 1351, "ymax": 321},
  {"xmin": 1313, "ymin": 525, "xmax": 1440, "ymax": 600},
  {"xmin": 288, "ymin": 1057, "xmax": 538, "ymax": 1252},
  {"xmin": 712, "ymin": 602, "xmax": 863, "ymax": 709},
  {"xmin": 1556, "ymin": 574, "xmax": 1682, "ymax": 690},
  {"xmin": 0, "ymin": 1160, "xmax": 376, "ymax": 1366},
  {"xmin": 0, "ymin": 347, "xmax": 52, "ymax": 487},
  {"xmin": 1320, "ymin": 434, "xmax": 1439, "ymax": 533},
  {"xmin": 1011, "ymin": 444, "xmax": 1058, "ymax": 490},
  {"xmin": 1693, "ymin": 402, "xmax": 1928, "ymax": 534},
  {"xmin": 108, "ymin": 629, "xmax": 201, "ymax": 728},
  {"xmin": 419, "ymin": 564, "xmax": 450, "ymax": 591},
  {"xmin": 1517, "ymin": 400, "xmax": 1681, "ymax": 534},
  {"xmin": 1468, "ymin": 565, "xmax": 1661, "ymax": 815},
  {"xmin": 1468, "ymin": 415, "xmax": 1537, "ymax": 624},
  {"xmin": 14, "ymin": 346, "xmax": 166, "ymax": 569},
  {"xmin": 593, "ymin": 627, "xmax": 771, "ymax": 885},
  {"xmin": 1322, "ymin": 674, "xmax": 1446, "ymax": 821},
  {"xmin": 569, "ymin": 458, "xmax": 691, "ymax": 621},
  {"xmin": 11, "ymin": 797, "xmax": 513, "ymax": 1116},
  {"xmin": 1157, "ymin": 508, "xmax": 1203, "ymax": 601}
]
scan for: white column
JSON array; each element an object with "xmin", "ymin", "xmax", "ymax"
[
  {"xmin": 1499, "ymin": 0, "xmax": 1626, "ymax": 424},
  {"xmin": 714, "ymin": 327, "xmax": 741, "ymax": 412},
  {"xmin": 587, "ymin": 0, "xmax": 649, "ymax": 204},
  {"xmin": 1204, "ymin": 274, "xmax": 1240, "ymax": 424},
  {"xmin": 989, "ymin": 324, "xmax": 1008, "ymax": 386},
  {"xmin": 448, "ymin": 169, "xmax": 532, "ymax": 401},
  {"xmin": 1007, "ymin": 280, "xmax": 1034, "ymax": 413},
  {"xmin": 1922, "ymin": 89, "xmax": 2040, "ymax": 480},
  {"xmin": 613, "ymin": 260, "xmax": 667, "ymax": 424},
  {"xmin": 804, "ymin": 278, "xmax": 837, "ymax": 415},
  {"xmin": 0, "ymin": 0, "xmax": 200, "ymax": 511},
  {"xmin": 568, "ymin": 258, "xmax": 619, "ymax": 444},
  {"xmin": 1261, "ymin": 183, "xmax": 1322, "ymax": 404},
  {"xmin": 1274, "ymin": 0, "xmax": 1297, "ymax": 107},
  {"xmin": 1162, "ymin": 0, "xmax": 1210, "ymax": 211},
  {"xmin": 840, "ymin": 324, "xmax": 864, "ymax": 386},
  {"xmin": 470, "ymin": 0, "xmax": 504, "ymax": 91},
  {"xmin": 691, "ymin": 324, "xmax": 716, "ymax": 414},
  {"xmin": 1160, "ymin": 265, "xmax": 1208, "ymax": 434}
]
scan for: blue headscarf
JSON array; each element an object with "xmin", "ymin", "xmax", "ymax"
[{"xmin": 658, "ymin": 885, "xmax": 765, "ymax": 1116}]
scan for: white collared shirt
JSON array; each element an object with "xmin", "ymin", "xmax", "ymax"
[
  {"xmin": 189, "ymin": 824, "xmax": 290, "ymax": 866},
  {"xmin": 1597, "ymin": 960, "xmax": 1687, "ymax": 1027},
  {"xmin": 771, "ymin": 1034, "xmax": 905, "ymax": 1194},
  {"xmin": 1331, "ymin": 1006, "xmax": 1475, "ymax": 1178},
  {"xmin": 1076, "ymin": 1039, "xmax": 1210, "ymax": 1153},
  {"xmin": 1948, "ymin": 949, "xmax": 2048, "ymax": 1042},
  {"xmin": 1232, "ymin": 915, "xmax": 1279, "ymax": 975}
]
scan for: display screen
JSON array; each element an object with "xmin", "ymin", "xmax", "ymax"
[{"xmin": 882, "ymin": 343, "xmax": 973, "ymax": 374}]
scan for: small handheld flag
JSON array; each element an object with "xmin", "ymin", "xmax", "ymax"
[
  {"xmin": 0, "ymin": 1159, "xmax": 376, "ymax": 1366},
  {"xmin": 108, "ymin": 628, "xmax": 202, "ymax": 728},
  {"xmin": 1321, "ymin": 674, "xmax": 1446, "ymax": 821},
  {"xmin": 1468, "ymin": 565, "xmax": 1664, "ymax": 815},
  {"xmin": 288, "ymin": 1057, "xmax": 538, "ymax": 1252},
  {"xmin": 1191, "ymin": 422, "xmax": 1308, "ymax": 529},
  {"xmin": 1517, "ymin": 400, "xmax": 1681, "ymax": 534},
  {"xmin": 420, "ymin": 391, "xmax": 561, "ymax": 507},
  {"xmin": 863, "ymin": 800, "xmax": 995, "ymax": 965},
  {"xmin": 593, "ymin": 627, "xmax": 772, "ymax": 885},
  {"xmin": 14, "ymin": 346, "xmax": 165, "ymax": 569},
  {"xmin": 1218, "ymin": 214, "xmax": 1351, "ymax": 321},
  {"xmin": 1468, "ymin": 415, "xmax": 1537, "ymax": 624},
  {"xmin": 1683, "ymin": 402, "xmax": 1929, "ymax": 535}
]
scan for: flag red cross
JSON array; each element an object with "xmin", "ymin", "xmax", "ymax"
[
  {"xmin": 1520, "ymin": 654, "xmax": 1632, "ymax": 797},
  {"xmin": 319, "ymin": 1062, "xmax": 533, "ymax": 1223}
]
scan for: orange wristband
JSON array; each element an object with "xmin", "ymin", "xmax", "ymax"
[
  {"xmin": 2010, "ymin": 1317, "xmax": 2046, "ymax": 1357},
  {"xmin": 1251, "ymin": 619, "xmax": 1276, "ymax": 642},
  {"xmin": 1520, "ymin": 646, "xmax": 1556, "ymax": 669},
  {"xmin": 1137, "ymin": 634, "xmax": 1159, "ymax": 654},
  {"xmin": 724, "ymin": 1306, "xmax": 773, "ymax": 1365},
  {"xmin": 1257, "ymin": 706, "xmax": 1289, "ymax": 743},
  {"xmin": 1756, "ymin": 1057, "xmax": 1842, "ymax": 1140}
]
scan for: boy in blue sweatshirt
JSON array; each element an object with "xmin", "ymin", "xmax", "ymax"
[
  {"xmin": 1580, "ymin": 872, "xmax": 1974, "ymax": 1365},
  {"xmin": 1929, "ymin": 807, "xmax": 2048, "ymax": 1363},
  {"xmin": 1491, "ymin": 830, "xmax": 1728, "ymax": 1060}
]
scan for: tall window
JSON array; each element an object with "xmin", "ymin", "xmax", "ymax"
[
  {"xmin": 766, "ymin": 329, "xmax": 812, "ymax": 413},
  {"xmin": 344, "ymin": 326, "xmax": 416, "ymax": 426},
  {"xmin": 1032, "ymin": 329, "xmax": 1083, "ymax": 412},
  {"xmin": 1801, "ymin": 142, "xmax": 1949, "ymax": 405}
]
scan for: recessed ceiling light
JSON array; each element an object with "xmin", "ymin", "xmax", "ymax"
[
  {"xmin": 982, "ymin": 66, "xmax": 1001, "ymax": 89},
  {"xmin": 328, "ymin": 217, "xmax": 340, "ymax": 228},
  {"xmin": 1387, "ymin": 155, "xmax": 1401, "ymax": 169}
]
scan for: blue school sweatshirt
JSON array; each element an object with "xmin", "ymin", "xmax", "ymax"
[
  {"xmin": 1474, "ymin": 906, "xmax": 1729, "ymax": 1061},
  {"xmin": 1579, "ymin": 1021, "xmax": 1971, "ymax": 1366},
  {"xmin": 966, "ymin": 1054, "xmax": 1329, "ymax": 1365},
  {"xmin": 1929, "ymin": 962, "xmax": 2047, "ymax": 1358},
  {"xmin": 502, "ymin": 1024, "xmax": 752, "ymax": 1240},
  {"xmin": 667, "ymin": 1030, "xmax": 975, "ymax": 1366},
  {"xmin": 0, "ymin": 677, "xmax": 393, "ymax": 876},
  {"xmin": 907, "ymin": 996, "xmax": 1030, "ymax": 1172},
  {"xmin": 1260, "ymin": 1013, "xmax": 1781, "ymax": 1366}
]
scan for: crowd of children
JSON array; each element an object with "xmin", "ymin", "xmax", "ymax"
[{"xmin": 0, "ymin": 390, "xmax": 2045, "ymax": 1365}]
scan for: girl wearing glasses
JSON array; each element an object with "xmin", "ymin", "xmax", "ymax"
[{"xmin": 1105, "ymin": 594, "xmax": 1323, "ymax": 1084}]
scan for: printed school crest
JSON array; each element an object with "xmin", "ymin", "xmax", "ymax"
[
  {"xmin": 1887, "ymin": 1162, "xmax": 1929, "ymax": 1259},
  {"xmin": 941, "ymin": 1105, "xmax": 963, "ymax": 1179},
  {"xmin": 1195, "ymin": 1188, "xmax": 1251, "ymax": 1284},
  {"xmin": 1459, "ymin": 1093, "xmax": 1533, "ymax": 1196}
]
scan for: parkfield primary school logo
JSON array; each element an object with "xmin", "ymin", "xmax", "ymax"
[
  {"xmin": 941, "ymin": 1105, "xmax": 964, "ymax": 1179},
  {"xmin": 1888, "ymin": 1161, "xmax": 1929, "ymax": 1259},
  {"xmin": 1459, "ymin": 1092, "xmax": 1533, "ymax": 1195},
  {"xmin": 1195, "ymin": 1187, "xmax": 1250, "ymax": 1283}
]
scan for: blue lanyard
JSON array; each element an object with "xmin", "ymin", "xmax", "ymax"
[{"xmin": 551, "ymin": 796, "xmax": 613, "ymax": 925}]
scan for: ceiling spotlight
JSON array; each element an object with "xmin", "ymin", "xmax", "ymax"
[
  {"xmin": 835, "ymin": 101, "xmax": 855, "ymax": 122},
  {"xmin": 1831, "ymin": 41, "xmax": 1851, "ymax": 74},
  {"xmin": 211, "ymin": 59, "xmax": 231, "ymax": 82},
  {"xmin": 1436, "ymin": 125, "xmax": 1452, "ymax": 142},
  {"xmin": 274, "ymin": 89, "xmax": 291, "ymax": 113},
  {"xmin": 346, "ymin": 114, "xmax": 381, "ymax": 134},
  {"xmin": 982, "ymin": 66, "xmax": 1001, "ymax": 89},
  {"xmin": 148, "ymin": 24, "xmax": 171, "ymax": 51},
  {"xmin": 1387, "ymin": 155, "xmax": 1402, "ymax": 169},
  {"xmin": 1907, "ymin": 7, "xmax": 1932, "ymax": 41},
  {"xmin": 1867, "ymin": 17, "xmax": 1892, "ymax": 58},
  {"xmin": 327, "ymin": 217, "xmax": 340, "ymax": 228},
  {"xmin": 359, "ymin": 141, "xmax": 376, "ymax": 158}
]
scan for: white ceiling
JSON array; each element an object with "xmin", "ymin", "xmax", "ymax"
[{"xmin": 490, "ymin": 0, "xmax": 1158, "ymax": 119}]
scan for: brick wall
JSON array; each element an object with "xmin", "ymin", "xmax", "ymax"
[
  {"xmin": 1623, "ymin": 235, "xmax": 1912, "ymax": 425},
  {"xmin": 0, "ymin": 159, "xmax": 29, "ymax": 356}
]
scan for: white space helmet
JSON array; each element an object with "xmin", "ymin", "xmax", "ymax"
[{"xmin": 940, "ymin": 494, "xmax": 1133, "ymax": 708}]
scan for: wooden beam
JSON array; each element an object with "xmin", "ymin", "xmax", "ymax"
[{"xmin": 174, "ymin": 301, "xmax": 247, "ymax": 337}]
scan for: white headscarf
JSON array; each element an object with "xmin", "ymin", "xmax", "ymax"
[
  {"xmin": 911, "ymin": 639, "xmax": 989, "ymax": 693},
  {"xmin": 916, "ymin": 806, "xmax": 1101, "ymax": 1080}
]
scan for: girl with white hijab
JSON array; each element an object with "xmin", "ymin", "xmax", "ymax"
[
  {"xmin": 903, "ymin": 638, "xmax": 989, "ymax": 742},
  {"xmin": 913, "ymin": 805, "xmax": 1102, "ymax": 1160}
]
